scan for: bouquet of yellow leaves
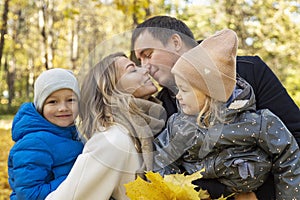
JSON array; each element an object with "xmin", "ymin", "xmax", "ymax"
[{"xmin": 124, "ymin": 169, "xmax": 233, "ymax": 200}]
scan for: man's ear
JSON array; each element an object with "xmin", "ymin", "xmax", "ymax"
[{"xmin": 170, "ymin": 34, "xmax": 183, "ymax": 51}]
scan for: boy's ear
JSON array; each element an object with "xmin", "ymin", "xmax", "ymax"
[{"xmin": 170, "ymin": 34, "xmax": 183, "ymax": 51}]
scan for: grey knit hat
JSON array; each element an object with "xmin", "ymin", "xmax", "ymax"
[{"xmin": 34, "ymin": 68, "xmax": 80, "ymax": 112}]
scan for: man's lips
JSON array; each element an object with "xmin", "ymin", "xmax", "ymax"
[{"xmin": 144, "ymin": 78, "xmax": 153, "ymax": 85}]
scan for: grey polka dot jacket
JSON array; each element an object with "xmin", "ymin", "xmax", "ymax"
[{"xmin": 153, "ymin": 77, "xmax": 300, "ymax": 200}]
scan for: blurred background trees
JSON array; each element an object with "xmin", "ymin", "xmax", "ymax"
[{"xmin": 0, "ymin": 0, "xmax": 299, "ymax": 114}]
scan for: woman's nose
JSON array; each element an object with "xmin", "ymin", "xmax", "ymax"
[{"xmin": 138, "ymin": 67, "xmax": 149, "ymax": 74}]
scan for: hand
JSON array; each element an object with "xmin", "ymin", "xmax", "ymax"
[{"xmin": 235, "ymin": 192, "xmax": 257, "ymax": 200}]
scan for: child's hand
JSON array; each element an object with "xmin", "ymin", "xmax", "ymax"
[{"xmin": 234, "ymin": 192, "xmax": 257, "ymax": 200}]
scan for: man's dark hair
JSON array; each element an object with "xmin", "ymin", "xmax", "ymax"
[{"xmin": 131, "ymin": 15, "xmax": 198, "ymax": 49}]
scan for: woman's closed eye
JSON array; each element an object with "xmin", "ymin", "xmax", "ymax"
[{"xmin": 126, "ymin": 64, "xmax": 137, "ymax": 73}]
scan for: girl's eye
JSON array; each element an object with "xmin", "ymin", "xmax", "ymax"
[{"xmin": 177, "ymin": 86, "xmax": 185, "ymax": 92}]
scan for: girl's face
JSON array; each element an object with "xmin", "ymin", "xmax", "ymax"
[
  {"xmin": 116, "ymin": 56, "xmax": 158, "ymax": 99},
  {"xmin": 43, "ymin": 89, "xmax": 79, "ymax": 127},
  {"xmin": 174, "ymin": 74, "xmax": 207, "ymax": 115}
]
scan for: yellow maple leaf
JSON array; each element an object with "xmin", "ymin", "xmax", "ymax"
[
  {"xmin": 198, "ymin": 189, "xmax": 210, "ymax": 199},
  {"xmin": 125, "ymin": 169, "xmax": 233, "ymax": 200},
  {"xmin": 125, "ymin": 170, "xmax": 205, "ymax": 200},
  {"xmin": 163, "ymin": 169, "xmax": 205, "ymax": 200},
  {"xmin": 124, "ymin": 172, "xmax": 175, "ymax": 200},
  {"xmin": 163, "ymin": 168, "xmax": 204, "ymax": 187}
]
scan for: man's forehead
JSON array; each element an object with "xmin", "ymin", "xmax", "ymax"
[{"xmin": 133, "ymin": 31, "xmax": 164, "ymax": 52}]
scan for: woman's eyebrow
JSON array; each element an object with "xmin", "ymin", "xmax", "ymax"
[{"xmin": 125, "ymin": 63, "xmax": 135, "ymax": 69}]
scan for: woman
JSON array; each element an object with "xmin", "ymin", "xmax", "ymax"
[{"xmin": 46, "ymin": 52, "xmax": 166, "ymax": 200}]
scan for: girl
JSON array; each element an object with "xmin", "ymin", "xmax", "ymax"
[
  {"xmin": 153, "ymin": 29, "xmax": 300, "ymax": 200},
  {"xmin": 46, "ymin": 52, "xmax": 166, "ymax": 200}
]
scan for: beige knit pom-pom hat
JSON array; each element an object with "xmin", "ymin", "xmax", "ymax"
[{"xmin": 171, "ymin": 29, "xmax": 238, "ymax": 102}]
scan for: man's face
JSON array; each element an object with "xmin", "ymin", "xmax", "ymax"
[{"xmin": 133, "ymin": 31, "xmax": 180, "ymax": 88}]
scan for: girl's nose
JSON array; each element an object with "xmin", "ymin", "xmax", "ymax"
[{"xmin": 176, "ymin": 92, "xmax": 182, "ymax": 100}]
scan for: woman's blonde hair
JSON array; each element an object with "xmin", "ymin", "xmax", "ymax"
[{"xmin": 79, "ymin": 52, "xmax": 141, "ymax": 139}]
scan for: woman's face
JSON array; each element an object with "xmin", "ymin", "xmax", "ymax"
[{"xmin": 115, "ymin": 56, "xmax": 158, "ymax": 99}]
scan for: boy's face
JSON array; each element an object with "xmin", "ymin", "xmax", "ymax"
[
  {"xmin": 42, "ymin": 89, "xmax": 79, "ymax": 127},
  {"xmin": 133, "ymin": 31, "xmax": 180, "ymax": 88},
  {"xmin": 174, "ymin": 74, "xmax": 207, "ymax": 115}
]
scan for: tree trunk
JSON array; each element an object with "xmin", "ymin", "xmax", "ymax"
[
  {"xmin": 0, "ymin": 0, "xmax": 10, "ymax": 68},
  {"xmin": 71, "ymin": 17, "xmax": 79, "ymax": 71},
  {"xmin": 37, "ymin": 0, "xmax": 55, "ymax": 70}
]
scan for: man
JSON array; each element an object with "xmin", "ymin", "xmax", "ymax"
[{"xmin": 131, "ymin": 15, "xmax": 300, "ymax": 199}]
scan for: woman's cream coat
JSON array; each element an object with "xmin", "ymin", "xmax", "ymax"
[{"xmin": 46, "ymin": 124, "xmax": 142, "ymax": 200}]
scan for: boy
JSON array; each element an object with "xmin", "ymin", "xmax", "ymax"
[{"xmin": 8, "ymin": 68, "xmax": 84, "ymax": 200}]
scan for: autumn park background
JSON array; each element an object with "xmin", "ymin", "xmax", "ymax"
[{"xmin": 0, "ymin": 0, "xmax": 300, "ymax": 199}]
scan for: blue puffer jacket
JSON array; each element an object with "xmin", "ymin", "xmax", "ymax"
[{"xmin": 8, "ymin": 102, "xmax": 84, "ymax": 200}]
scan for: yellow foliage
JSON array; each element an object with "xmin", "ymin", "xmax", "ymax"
[
  {"xmin": 0, "ymin": 126, "xmax": 14, "ymax": 200},
  {"xmin": 125, "ymin": 169, "xmax": 232, "ymax": 200}
]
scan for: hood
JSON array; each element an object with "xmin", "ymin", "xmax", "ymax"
[
  {"xmin": 223, "ymin": 76, "xmax": 256, "ymax": 118},
  {"xmin": 12, "ymin": 102, "xmax": 79, "ymax": 142}
]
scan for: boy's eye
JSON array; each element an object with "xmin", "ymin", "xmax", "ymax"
[
  {"xmin": 47, "ymin": 100, "xmax": 57, "ymax": 104},
  {"xmin": 68, "ymin": 98, "xmax": 77, "ymax": 102}
]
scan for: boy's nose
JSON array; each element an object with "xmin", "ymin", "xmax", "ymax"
[{"xmin": 58, "ymin": 103, "xmax": 68, "ymax": 111}]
